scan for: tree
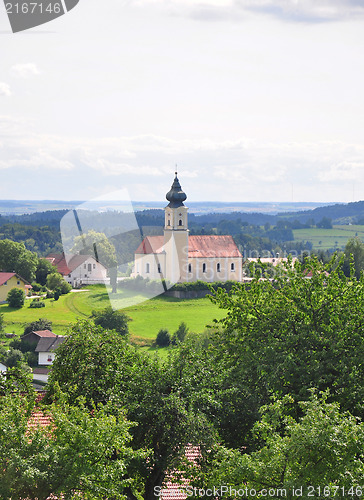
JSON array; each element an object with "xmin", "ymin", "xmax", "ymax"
[
  {"xmin": 0, "ymin": 313, "xmax": 4, "ymax": 333},
  {"xmin": 343, "ymin": 237, "xmax": 364, "ymax": 279},
  {"xmin": 47, "ymin": 321, "xmax": 215, "ymax": 500},
  {"xmin": 209, "ymin": 256, "xmax": 364, "ymax": 420},
  {"xmin": 0, "ymin": 239, "xmax": 38, "ymax": 282},
  {"xmin": 91, "ymin": 306, "xmax": 130, "ymax": 336},
  {"xmin": 1, "ymin": 348, "xmax": 23, "ymax": 368},
  {"xmin": 172, "ymin": 321, "xmax": 189, "ymax": 344},
  {"xmin": 46, "ymin": 272, "xmax": 71, "ymax": 294},
  {"xmin": 23, "ymin": 318, "xmax": 53, "ymax": 337},
  {"xmin": 0, "ymin": 391, "xmax": 143, "ymax": 500},
  {"xmin": 156, "ymin": 328, "xmax": 171, "ymax": 347},
  {"xmin": 72, "ymin": 230, "xmax": 117, "ymax": 269},
  {"xmin": 190, "ymin": 393, "xmax": 364, "ymax": 496},
  {"xmin": 7, "ymin": 288, "xmax": 25, "ymax": 308},
  {"xmin": 35, "ymin": 258, "xmax": 57, "ymax": 286},
  {"xmin": 316, "ymin": 217, "xmax": 333, "ymax": 229}
]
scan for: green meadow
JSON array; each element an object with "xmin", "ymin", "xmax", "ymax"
[
  {"xmin": 0, "ymin": 285, "xmax": 227, "ymax": 346},
  {"xmin": 293, "ymin": 224, "xmax": 364, "ymax": 250}
]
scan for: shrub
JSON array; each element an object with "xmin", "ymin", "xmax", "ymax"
[
  {"xmin": 172, "ymin": 322, "xmax": 189, "ymax": 344},
  {"xmin": 7, "ymin": 288, "xmax": 25, "ymax": 308},
  {"xmin": 46, "ymin": 290, "xmax": 54, "ymax": 299},
  {"xmin": 29, "ymin": 300, "xmax": 45, "ymax": 309},
  {"xmin": 156, "ymin": 329, "xmax": 171, "ymax": 347},
  {"xmin": 91, "ymin": 307, "xmax": 130, "ymax": 337}
]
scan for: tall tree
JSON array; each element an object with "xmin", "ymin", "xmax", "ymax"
[{"xmin": 0, "ymin": 239, "xmax": 38, "ymax": 282}]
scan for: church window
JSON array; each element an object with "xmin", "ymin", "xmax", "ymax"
[
  {"xmin": 202, "ymin": 263, "xmax": 206, "ymax": 273},
  {"xmin": 179, "ymin": 219, "xmax": 183, "ymax": 226},
  {"xmin": 158, "ymin": 264, "xmax": 161, "ymax": 273},
  {"xmin": 146, "ymin": 263, "xmax": 150, "ymax": 273},
  {"xmin": 167, "ymin": 220, "xmax": 171, "ymax": 226},
  {"xmin": 188, "ymin": 264, "xmax": 192, "ymax": 273},
  {"xmin": 217, "ymin": 263, "xmax": 220, "ymax": 272},
  {"xmin": 231, "ymin": 263, "xmax": 235, "ymax": 271}
]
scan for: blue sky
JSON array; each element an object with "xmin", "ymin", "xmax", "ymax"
[{"xmin": 1, "ymin": 0, "xmax": 364, "ymax": 203}]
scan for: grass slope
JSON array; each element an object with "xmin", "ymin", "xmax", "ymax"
[
  {"xmin": 293, "ymin": 225, "xmax": 364, "ymax": 250},
  {"xmin": 0, "ymin": 286, "xmax": 226, "ymax": 344}
]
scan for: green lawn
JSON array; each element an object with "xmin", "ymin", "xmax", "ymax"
[
  {"xmin": 293, "ymin": 225, "xmax": 364, "ymax": 250},
  {"xmin": 0, "ymin": 286, "xmax": 227, "ymax": 345}
]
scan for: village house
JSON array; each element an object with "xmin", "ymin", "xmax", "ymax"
[
  {"xmin": 35, "ymin": 335, "xmax": 65, "ymax": 366},
  {"xmin": 46, "ymin": 253, "xmax": 107, "ymax": 287},
  {"xmin": 0, "ymin": 272, "xmax": 31, "ymax": 303},
  {"xmin": 133, "ymin": 173, "xmax": 243, "ymax": 283}
]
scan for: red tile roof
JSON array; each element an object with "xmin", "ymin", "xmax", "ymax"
[
  {"xmin": 34, "ymin": 330, "xmax": 57, "ymax": 338},
  {"xmin": 135, "ymin": 236, "xmax": 165, "ymax": 255},
  {"xmin": 135, "ymin": 235, "xmax": 242, "ymax": 259},
  {"xmin": 0, "ymin": 272, "xmax": 30, "ymax": 286},
  {"xmin": 46, "ymin": 253, "xmax": 98, "ymax": 275},
  {"xmin": 188, "ymin": 235, "xmax": 242, "ymax": 258}
]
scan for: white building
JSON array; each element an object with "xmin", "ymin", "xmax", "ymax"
[
  {"xmin": 133, "ymin": 173, "xmax": 243, "ymax": 283},
  {"xmin": 35, "ymin": 336, "xmax": 65, "ymax": 366},
  {"xmin": 46, "ymin": 253, "xmax": 107, "ymax": 287}
]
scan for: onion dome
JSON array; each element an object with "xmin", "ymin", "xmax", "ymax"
[{"xmin": 166, "ymin": 172, "xmax": 187, "ymax": 208}]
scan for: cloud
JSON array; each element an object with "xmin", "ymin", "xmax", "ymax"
[
  {"xmin": 10, "ymin": 63, "xmax": 40, "ymax": 78},
  {"xmin": 0, "ymin": 83, "xmax": 11, "ymax": 97}
]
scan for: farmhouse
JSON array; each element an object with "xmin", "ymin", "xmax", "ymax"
[
  {"xmin": 0, "ymin": 272, "xmax": 31, "ymax": 303},
  {"xmin": 133, "ymin": 173, "xmax": 243, "ymax": 283},
  {"xmin": 46, "ymin": 253, "xmax": 107, "ymax": 287}
]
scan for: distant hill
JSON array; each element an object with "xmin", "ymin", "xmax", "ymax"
[{"xmin": 280, "ymin": 201, "xmax": 364, "ymax": 225}]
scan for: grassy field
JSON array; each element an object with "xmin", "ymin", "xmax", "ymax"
[
  {"xmin": 0, "ymin": 285, "xmax": 227, "ymax": 346},
  {"xmin": 293, "ymin": 225, "xmax": 364, "ymax": 250}
]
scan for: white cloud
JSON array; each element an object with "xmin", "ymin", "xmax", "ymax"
[
  {"xmin": 0, "ymin": 83, "xmax": 11, "ymax": 97},
  {"xmin": 10, "ymin": 63, "xmax": 40, "ymax": 78}
]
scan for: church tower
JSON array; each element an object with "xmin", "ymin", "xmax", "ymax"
[{"xmin": 164, "ymin": 172, "xmax": 189, "ymax": 283}]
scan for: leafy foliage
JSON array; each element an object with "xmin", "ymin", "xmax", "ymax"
[
  {"xmin": 91, "ymin": 306, "xmax": 130, "ymax": 336},
  {"xmin": 156, "ymin": 328, "xmax": 171, "ymax": 347},
  {"xmin": 0, "ymin": 239, "xmax": 38, "ymax": 282},
  {"xmin": 7, "ymin": 287, "xmax": 25, "ymax": 308}
]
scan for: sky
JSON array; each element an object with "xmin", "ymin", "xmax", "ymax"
[{"xmin": 1, "ymin": 0, "xmax": 364, "ymax": 203}]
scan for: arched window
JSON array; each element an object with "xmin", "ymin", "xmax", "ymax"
[
  {"xmin": 217, "ymin": 263, "xmax": 220, "ymax": 272},
  {"xmin": 231, "ymin": 263, "xmax": 235, "ymax": 271},
  {"xmin": 202, "ymin": 263, "xmax": 206, "ymax": 273},
  {"xmin": 146, "ymin": 263, "xmax": 150, "ymax": 273},
  {"xmin": 188, "ymin": 263, "xmax": 192, "ymax": 273},
  {"xmin": 179, "ymin": 219, "xmax": 183, "ymax": 226},
  {"xmin": 167, "ymin": 220, "xmax": 171, "ymax": 226}
]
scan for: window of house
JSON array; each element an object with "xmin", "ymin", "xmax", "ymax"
[
  {"xmin": 88, "ymin": 263, "xmax": 92, "ymax": 272},
  {"xmin": 48, "ymin": 356, "xmax": 52, "ymax": 362},
  {"xmin": 158, "ymin": 264, "xmax": 161, "ymax": 273},
  {"xmin": 146, "ymin": 263, "xmax": 150, "ymax": 273},
  {"xmin": 188, "ymin": 264, "xmax": 192, "ymax": 273},
  {"xmin": 85, "ymin": 274, "xmax": 87, "ymax": 278},
  {"xmin": 217, "ymin": 263, "xmax": 220, "ymax": 272},
  {"xmin": 93, "ymin": 264, "xmax": 96, "ymax": 269},
  {"xmin": 17, "ymin": 281, "xmax": 20, "ymax": 285},
  {"xmin": 84, "ymin": 264, "xmax": 86, "ymax": 269},
  {"xmin": 231, "ymin": 263, "xmax": 235, "ymax": 271},
  {"xmin": 202, "ymin": 263, "xmax": 206, "ymax": 273},
  {"xmin": 179, "ymin": 219, "xmax": 183, "ymax": 226},
  {"xmin": 167, "ymin": 220, "xmax": 171, "ymax": 226},
  {"xmin": 3, "ymin": 282, "xmax": 7, "ymax": 286}
]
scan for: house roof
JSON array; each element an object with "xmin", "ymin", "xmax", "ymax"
[
  {"xmin": 188, "ymin": 235, "xmax": 242, "ymax": 258},
  {"xmin": 135, "ymin": 235, "xmax": 242, "ymax": 259},
  {"xmin": 0, "ymin": 272, "xmax": 30, "ymax": 286},
  {"xmin": 46, "ymin": 253, "xmax": 103, "ymax": 275},
  {"xmin": 35, "ymin": 336, "xmax": 65, "ymax": 353},
  {"xmin": 33, "ymin": 330, "xmax": 57, "ymax": 338},
  {"xmin": 135, "ymin": 236, "xmax": 165, "ymax": 254}
]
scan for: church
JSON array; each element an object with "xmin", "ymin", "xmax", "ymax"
[{"xmin": 133, "ymin": 173, "xmax": 243, "ymax": 283}]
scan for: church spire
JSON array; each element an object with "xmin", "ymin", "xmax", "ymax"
[{"xmin": 166, "ymin": 171, "xmax": 187, "ymax": 208}]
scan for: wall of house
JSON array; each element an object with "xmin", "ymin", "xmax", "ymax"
[
  {"xmin": 134, "ymin": 253, "xmax": 166, "ymax": 281},
  {"xmin": 185, "ymin": 257, "xmax": 242, "ymax": 283},
  {"xmin": 38, "ymin": 352, "xmax": 55, "ymax": 366},
  {"xmin": 32, "ymin": 372, "xmax": 49, "ymax": 383},
  {"xmin": 0, "ymin": 362, "xmax": 7, "ymax": 372},
  {"xmin": 64, "ymin": 258, "xmax": 108, "ymax": 286},
  {"xmin": 0, "ymin": 276, "xmax": 27, "ymax": 302}
]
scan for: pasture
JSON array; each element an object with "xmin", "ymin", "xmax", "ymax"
[
  {"xmin": 293, "ymin": 224, "xmax": 364, "ymax": 250},
  {"xmin": 0, "ymin": 285, "xmax": 227, "ymax": 345}
]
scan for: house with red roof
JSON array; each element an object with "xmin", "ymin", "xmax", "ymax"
[
  {"xmin": 0, "ymin": 272, "xmax": 31, "ymax": 303},
  {"xmin": 133, "ymin": 173, "xmax": 243, "ymax": 283},
  {"xmin": 46, "ymin": 253, "xmax": 107, "ymax": 287}
]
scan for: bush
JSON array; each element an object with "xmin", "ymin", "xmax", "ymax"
[
  {"xmin": 156, "ymin": 329, "xmax": 171, "ymax": 347},
  {"xmin": 7, "ymin": 288, "xmax": 25, "ymax": 308},
  {"xmin": 46, "ymin": 290, "xmax": 54, "ymax": 299},
  {"xmin": 91, "ymin": 307, "xmax": 130, "ymax": 337},
  {"xmin": 29, "ymin": 300, "xmax": 45, "ymax": 309}
]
